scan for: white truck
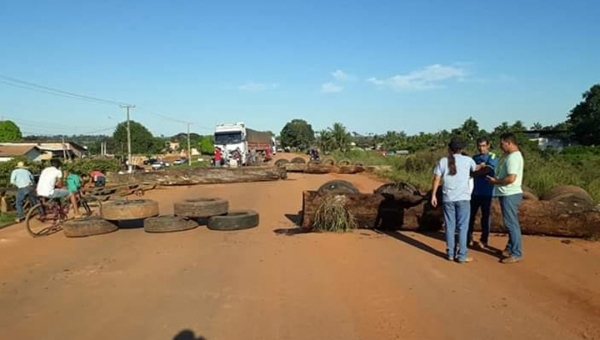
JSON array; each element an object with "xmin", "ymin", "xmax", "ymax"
[{"xmin": 213, "ymin": 122, "xmax": 275, "ymax": 166}]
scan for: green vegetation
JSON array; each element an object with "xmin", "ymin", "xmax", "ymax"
[
  {"xmin": 0, "ymin": 120, "xmax": 22, "ymax": 142},
  {"xmin": 0, "ymin": 213, "xmax": 17, "ymax": 227}
]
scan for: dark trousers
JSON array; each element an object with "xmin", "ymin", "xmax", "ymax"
[{"xmin": 468, "ymin": 195, "xmax": 493, "ymax": 244}]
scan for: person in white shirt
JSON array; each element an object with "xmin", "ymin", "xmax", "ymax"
[{"xmin": 36, "ymin": 159, "xmax": 70, "ymax": 200}]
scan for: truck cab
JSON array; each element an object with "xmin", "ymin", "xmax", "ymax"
[{"xmin": 214, "ymin": 122, "xmax": 248, "ymax": 165}]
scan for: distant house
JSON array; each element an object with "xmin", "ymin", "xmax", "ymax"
[
  {"xmin": 0, "ymin": 145, "xmax": 43, "ymax": 162},
  {"xmin": 524, "ymin": 130, "xmax": 574, "ymax": 151},
  {"xmin": 0, "ymin": 141, "xmax": 87, "ymax": 160},
  {"xmin": 167, "ymin": 141, "xmax": 180, "ymax": 152}
]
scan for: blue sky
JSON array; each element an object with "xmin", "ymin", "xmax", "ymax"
[{"xmin": 1, "ymin": 0, "xmax": 598, "ymax": 137}]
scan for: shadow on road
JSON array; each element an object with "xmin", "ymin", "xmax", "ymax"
[
  {"xmin": 376, "ymin": 229, "xmax": 448, "ymax": 260},
  {"xmin": 173, "ymin": 329, "xmax": 206, "ymax": 340}
]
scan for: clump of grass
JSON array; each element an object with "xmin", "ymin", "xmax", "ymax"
[{"xmin": 312, "ymin": 195, "xmax": 357, "ymax": 232}]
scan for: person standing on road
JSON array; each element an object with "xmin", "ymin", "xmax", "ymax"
[
  {"xmin": 431, "ymin": 138, "xmax": 477, "ymax": 263},
  {"xmin": 487, "ymin": 132, "xmax": 524, "ymax": 264},
  {"xmin": 10, "ymin": 161, "xmax": 36, "ymax": 223},
  {"xmin": 468, "ymin": 137, "xmax": 498, "ymax": 249}
]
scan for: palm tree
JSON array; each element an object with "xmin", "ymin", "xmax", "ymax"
[{"xmin": 329, "ymin": 122, "xmax": 352, "ymax": 152}]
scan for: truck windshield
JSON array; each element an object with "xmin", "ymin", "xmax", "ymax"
[{"xmin": 214, "ymin": 132, "xmax": 242, "ymax": 144}]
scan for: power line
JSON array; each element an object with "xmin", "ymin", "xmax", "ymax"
[{"xmin": 0, "ymin": 75, "xmax": 129, "ymax": 106}]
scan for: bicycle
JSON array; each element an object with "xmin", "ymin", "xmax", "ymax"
[{"xmin": 25, "ymin": 192, "xmax": 103, "ymax": 238}]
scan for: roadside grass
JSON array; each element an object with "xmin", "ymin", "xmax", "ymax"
[
  {"xmin": 0, "ymin": 212, "xmax": 17, "ymax": 228},
  {"xmin": 335, "ymin": 148, "xmax": 600, "ymax": 202}
]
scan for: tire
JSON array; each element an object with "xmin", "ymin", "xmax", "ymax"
[
  {"xmin": 290, "ymin": 157, "xmax": 306, "ymax": 164},
  {"xmin": 144, "ymin": 215, "xmax": 198, "ymax": 233},
  {"xmin": 207, "ymin": 210, "xmax": 259, "ymax": 231},
  {"xmin": 317, "ymin": 180, "xmax": 359, "ymax": 195},
  {"xmin": 63, "ymin": 216, "xmax": 118, "ymax": 238},
  {"xmin": 541, "ymin": 185, "xmax": 594, "ymax": 206},
  {"xmin": 102, "ymin": 199, "xmax": 160, "ymax": 221},
  {"xmin": 25, "ymin": 202, "xmax": 65, "ymax": 238},
  {"xmin": 274, "ymin": 159, "xmax": 289, "ymax": 168},
  {"xmin": 374, "ymin": 182, "xmax": 424, "ymax": 206},
  {"xmin": 174, "ymin": 198, "xmax": 229, "ymax": 218},
  {"xmin": 338, "ymin": 159, "xmax": 351, "ymax": 166},
  {"xmin": 321, "ymin": 157, "xmax": 336, "ymax": 166},
  {"xmin": 307, "ymin": 159, "xmax": 321, "ymax": 166},
  {"xmin": 353, "ymin": 161, "xmax": 365, "ymax": 166}
]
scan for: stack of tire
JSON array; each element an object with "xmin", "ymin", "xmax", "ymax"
[{"xmin": 154, "ymin": 197, "xmax": 259, "ymax": 233}]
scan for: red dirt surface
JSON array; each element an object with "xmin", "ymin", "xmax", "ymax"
[{"xmin": 1, "ymin": 154, "xmax": 599, "ymax": 340}]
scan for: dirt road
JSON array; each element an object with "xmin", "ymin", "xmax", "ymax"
[{"xmin": 1, "ymin": 160, "xmax": 600, "ymax": 340}]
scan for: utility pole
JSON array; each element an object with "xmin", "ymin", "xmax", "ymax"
[
  {"xmin": 61, "ymin": 136, "xmax": 67, "ymax": 160},
  {"xmin": 186, "ymin": 122, "xmax": 192, "ymax": 166},
  {"xmin": 120, "ymin": 104, "xmax": 135, "ymax": 172}
]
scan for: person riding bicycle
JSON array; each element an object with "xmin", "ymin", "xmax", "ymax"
[
  {"xmin": 66, "ymin": 169, "xmax": 83, "ymax": 218},
  {"xmin": 36, "ymin": 158, "xmax": 74, "ymax": 212}
]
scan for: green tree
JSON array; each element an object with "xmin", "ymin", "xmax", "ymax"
[
  {"xmin": 567, "ymin": 84, "xmax": 600, "ymax": 145},
  {"xmin": 112, "ymin": 120, "xmax": 162, "ymax": 155},
  {"xmin": 0, "ymin": 120, "xmax": 22, "ymax": 142},
  {"xmin": 451, "ymin": 117, "xmax": 480, "ymax": 142},
  {"xmin": 531, "ymin": 122, "xmax": 543, "ymax": 130},
  {"xmin": 280, "ymin": 119, "xmax": 315, "ymax": 149},
  {"xmin": 197, "ymin": 135, "xmax": 214, "ymax": 154},
  {"xmin": 329, "ymin": 122, "xmax": 352, "ymax": 151}
]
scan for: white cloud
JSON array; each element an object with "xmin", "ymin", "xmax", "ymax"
[
  {"xmin": 238, "ymin": 82, "xmax": 279, "ymax": 92},
  {"xmin": 321, "ymin": 82, "xmax": 344, "ymax": 93},
  {"xmin": 331, "ymin": 69, "xmax": 353, "ymax": 81},
  {"xmin": 367, "ymin": 64, "xmax": 466, "ymax": 91}
]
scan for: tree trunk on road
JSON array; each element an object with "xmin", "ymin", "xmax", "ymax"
[
  {"xmin": 300, "ymin": 191, "xmax": 600, "ymax": 238},
  {"xmin": 108, "ymin": 166, "xmax": 287, "ymax": 186}
]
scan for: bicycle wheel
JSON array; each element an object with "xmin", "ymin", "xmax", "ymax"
[
  {"xmin": 81, "ymin": 196, "xmax": 103, "ymax": 217},
  {"xmin": 25, "ymin": 203, "xmax": 64, "ymax": 238}
]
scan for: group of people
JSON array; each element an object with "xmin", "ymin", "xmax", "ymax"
[
  {"xmin": 431, "ymin": 132, "xmax": 524, "ymax": 264},
  {"xmin": 10, "ymin": 159, "xmax": 106, "ymax": 223}
]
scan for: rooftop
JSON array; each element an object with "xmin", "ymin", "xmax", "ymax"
[{"xmin": 0, "ymin": 145, "xmax": 40, "ymax": 157}]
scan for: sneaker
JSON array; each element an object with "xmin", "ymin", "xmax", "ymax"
[
  {"xmin": 447, "ymin": 256, "xmax": 455, "ymax": 261},
  {"xmin": 501, "ymin": 256, "xmax": 521, "ymax": 264},
  {"xmin": 457, "ymin": 257, "xmax": 473, "ymax": 264},
  {"xmin": 500, "ymin": 249, "xmax": 511, "ymax": 257}
]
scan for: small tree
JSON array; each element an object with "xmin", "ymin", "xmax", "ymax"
[
  {"xmin": 112, "ymin": 120, "xmax": 162, "ymax": 155},
  {"xmin": 280, "ymin": 119, "xmax": 315, "ymax": 150},
  {"xmin": 0, "ymin": 120, "xmax": 22, "ymax": 142}
]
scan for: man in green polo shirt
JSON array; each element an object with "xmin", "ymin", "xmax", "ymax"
[{"xmin": 487, "ymin": 132, "xmax": 524, "ymax": 264}]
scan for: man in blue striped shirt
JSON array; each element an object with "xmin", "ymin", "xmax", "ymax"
[{"xmin": 468, "ymin": 137, "xmax": 498, "ymax": 249}]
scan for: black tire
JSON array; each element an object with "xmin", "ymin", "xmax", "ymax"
[
  {"xmin": 374, "ymin": 182, "xmax": 420, "ymax": 196},
  {"xmin": 102, "ymin": 199, "xmax": 160, "ymax": 221},
  {"xmin": 317, "ymin": 180, "xmax": 359, "ymax": 195},
  {"xmin": 290, "ymin": 157, "xmax": 306, "ymax": 164},
  {"xmin": 174, "ymin": 198, "xmax": 229, "ymax": 218},
  {"xmin": 144, "ymin": 215, "xmax": 198, "ymax": 233},
  {"xmin": 274, "ymin": 159, "xmax": 289, "ymax": 168},
  {"xmin": 338, "ymin": 159, "xmax": 351, "ymax": 166},
  {"xmin": 321, "ymin": 157, "xmax": 336, "ymax": 166},
  {"xmin": 63, "ymin": 216, "xmax": 118, "ymax": 238},
  {"xmin": 207, "ymin": 210, "xmax": 259, "ymax": 231}
]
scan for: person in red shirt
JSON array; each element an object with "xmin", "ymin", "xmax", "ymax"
[
  {"xmin": 214, "ymin": 147, "xmax": 222, "ymax": 167},
  {"xmin": 89, "ymin": 169, "xmax": 106, "ymax": 187}
]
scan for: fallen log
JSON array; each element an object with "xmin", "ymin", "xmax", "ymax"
[
  {"xmin": 284, "ymin": 163, "xmax": 307, "ymax": 172},
  {"xmin": 107, "ymin": 166, "xmax": 287, "ymax": 186},
  {"xmin": 300, "ymin": 191, "xmax": 600, "ymax": 238},
  {"xmin": 303, "ymin": 163, "xmax": 366, "ymax": 174}
]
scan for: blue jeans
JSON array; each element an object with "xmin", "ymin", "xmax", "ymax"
[
  {"xmin": 498, "ymin": 194, "xmax": 523, "ymax": 258},
  {"xmin": 443, "ymin": 200, "xmax": 471, "ymax": 261},
  {"xmin": 15, "ymin": 186, "xmax": 37, "ymax": 219},
  {"xmin": 468, "ymin": 195, "xmax": 492, "ymax": 244}
]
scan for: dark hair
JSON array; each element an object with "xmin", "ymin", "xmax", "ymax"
[
  {"xmin": 500, "ymin": 132, "xmax": 518, "ymax": 145},
  {"xmin": 476, "ymin": 136, "xmax": 490, "ymax": 145},
  {"xmin": 447, "ymin": 138, "xmax": 465, "ymax": 176},
  {"xmin": 50, "ymin": 158, "xmax": 62, "ymax": 168}
]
